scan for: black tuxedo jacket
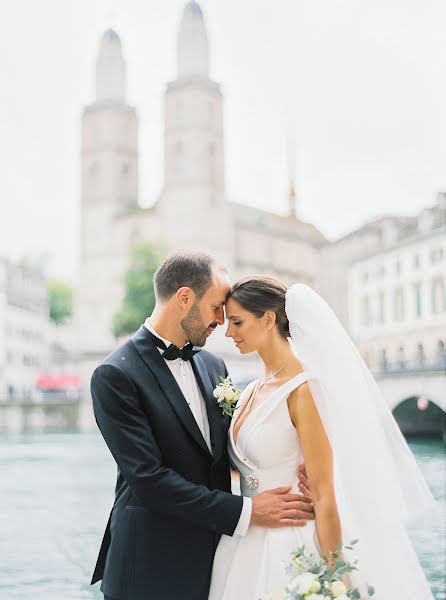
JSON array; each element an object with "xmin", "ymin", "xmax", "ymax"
[{"xmin": 90, "ymin": 326, "xmax": 243, "ymax": 600}]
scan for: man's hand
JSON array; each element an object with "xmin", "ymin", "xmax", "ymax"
[
  {"xmin": 251, "ymin": 486, "xmax": 315, "ymax": 528},
  {"xmin": 297, "ymin": 464, "xmax": 312, "ymax": 498}
]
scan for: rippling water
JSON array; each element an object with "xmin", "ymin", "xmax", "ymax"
[
  {"xmin": 0, "ymin": 434, "xmax": 444, "ymax": 599},
  {"xmin": 406, "ymin": 438, "xmax": 446, "ymax": 600}
]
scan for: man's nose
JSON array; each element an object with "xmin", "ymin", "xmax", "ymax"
[{"xmin": 215, "ymin": 308, "xmax": 225, "ymax": 325}]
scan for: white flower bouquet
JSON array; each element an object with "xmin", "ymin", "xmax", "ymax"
[
  {"xmin": 213, "ymin": 376, "xmax": 241, "ymax": 417},
  {"xmin": 262, "ymin": 541, "xmax": 375, "ymax": 600}
]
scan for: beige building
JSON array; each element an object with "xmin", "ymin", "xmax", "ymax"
[
  {"xmin": 349, "ymin": 195, "xmax": 446, "ymax": 374},
  {"xmin": 0, "ymin": 258, "xmax": 49, "ymax": 400}
]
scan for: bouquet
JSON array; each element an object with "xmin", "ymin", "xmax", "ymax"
[
  {"xmin": 213, "ymin": 376, "xmax": 241, "ymax": 417},
  {"xmin": 262, "ymin": 541, "xmax": 375, "ymax": 600}
]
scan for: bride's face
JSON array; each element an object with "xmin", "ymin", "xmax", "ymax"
[{"xmin": 225, "ymin": 298, "xmax": 270, "ymax": 354}]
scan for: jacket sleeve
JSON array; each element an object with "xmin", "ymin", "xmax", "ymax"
[{"xmin": 91, "ymin": 363, "xmax": 243, "ymax": 536}]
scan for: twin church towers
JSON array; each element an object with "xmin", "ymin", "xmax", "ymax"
[{"xmin": 76, "ymin": 1, "xmax": 325, "ymax": 368}]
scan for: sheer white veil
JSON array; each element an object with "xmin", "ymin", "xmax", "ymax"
[{"xmin": 285, "ymin": 284, "xmax": 438, "ymax": 599}]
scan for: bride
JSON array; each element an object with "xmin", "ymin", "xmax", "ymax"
[{"xmin": 209, "ymin": 276, "xmax": 437, "ymax": 600}]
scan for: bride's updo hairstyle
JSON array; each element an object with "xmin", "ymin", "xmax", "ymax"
[{"xmin": 227, "ymin": 276, "xmax": 290, "ymax": 339}]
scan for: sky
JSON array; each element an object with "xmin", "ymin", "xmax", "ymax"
[{"xmin": 0, "ymin": 0, "xmax": 444, "ymax": 282}]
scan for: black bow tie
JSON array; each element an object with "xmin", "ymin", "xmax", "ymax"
[{"xmin": 145, "ymin": 327, "xmax": 201, "ymax": 361}]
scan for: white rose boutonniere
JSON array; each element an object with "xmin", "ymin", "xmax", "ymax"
[{"xmin": 213, "ymin": 376, "xmax": 241, "ymax": 417}]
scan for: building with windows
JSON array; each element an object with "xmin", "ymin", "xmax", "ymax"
[
  {"xmin": 348, "ymin": 195, "xmax": 446, "ymax": 375},
  {"xmin": 0, "ymin": 259, "xmax": 50, "ymax": 400}
]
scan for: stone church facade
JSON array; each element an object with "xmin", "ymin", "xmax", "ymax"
[{"xmin": 74, "ymin": 1, "xmax": 329, "ymax": 375}]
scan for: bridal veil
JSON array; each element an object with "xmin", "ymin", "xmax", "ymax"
[{"xmin": 285, "ymin": 284, "xmax": 437, "ymax": 599}]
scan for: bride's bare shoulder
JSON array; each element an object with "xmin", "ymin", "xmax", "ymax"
[{"xmin": 287, "ymin": 379, "xmax": 315, "ymax": 422}]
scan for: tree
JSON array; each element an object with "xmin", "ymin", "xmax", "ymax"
[
  {"xmin": 48, "ymin": 280, "xmax": 73, "ymax": 325},
  {"xmin": 113, "ymin": 242, "xmax": 164, "ymax": 338}
]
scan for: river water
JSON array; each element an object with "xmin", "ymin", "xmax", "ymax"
[{"xmin": 0, "ymin": 434, "xmax": 444, "ymax": 599}]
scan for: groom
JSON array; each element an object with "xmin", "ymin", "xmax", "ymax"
[{"xmin": 91, "ymin": 249, "xmax": 314, "ymax": 600}]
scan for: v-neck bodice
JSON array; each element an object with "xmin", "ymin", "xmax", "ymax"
[{"xmin": 229, "ymin": 372, "xmax": 313, "ymax": 498}]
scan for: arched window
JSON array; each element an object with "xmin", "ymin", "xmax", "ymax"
[
  {"xmin": 437, "ymin": 340, "xmax": 445, "ymax": 367},
  {"xmin": 413, "ymin": 283, "xmax": 422, "ymax": 318},
  {"xmin": 397, "ymin": 345, "xmax": 405, "ymax": 369},
  {"xmin": 380, "ymin": 349, "xmax": 388, "ymax": 372},
  {"xmin": 415, "ymin": 343, "xmax": 425, "ymax": 368},
  {"xmin": 393, "ymin": 288, "xmax": 404, "ymax": 321},
  {"xmin": 431, "ymin": 277, "xmax": 445, "ymax": 314},
  {"xmin": 378, "ymin": 291, "xmax": 385, "ymax": 323},
  {"xmin": 361, "ymin": 295, "xmax": 370, "ymax": 326}
]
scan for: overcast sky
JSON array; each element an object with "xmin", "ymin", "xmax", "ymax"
[{"xmin": 0, "ymin": 0, "xmax": 444, "ymax": 282}]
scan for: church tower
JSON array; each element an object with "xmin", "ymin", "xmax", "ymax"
[
  {"xmin": 76, "ymin": 29, "xmax": 139, "ymax": 357},
  {"xmin": 159, "ymin": 1, "xmax": 232, "ymax": 262}
]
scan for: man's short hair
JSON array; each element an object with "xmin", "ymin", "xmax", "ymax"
[{"xmin": 154, "ymin": 249, "xmax": 227, "ymax": 301}]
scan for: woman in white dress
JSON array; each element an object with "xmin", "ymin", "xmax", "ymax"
[{"xmin": 209, "ymin": 277, "xmax": 437, "ymax": 600}]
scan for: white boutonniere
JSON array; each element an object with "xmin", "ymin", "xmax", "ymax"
[{"xmin": 213, "ymin": 376, "xmax": 241, "ymax": 417}]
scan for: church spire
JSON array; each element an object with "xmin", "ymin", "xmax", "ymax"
[
  {"xmin": 288, "ymin": 181, "xmax": 297, "ymax": 219},
  {"xmin": 177, "ymin": 1, "xmax": 209, "ymax": 79},
  {"xmin": 286, "ymin": 132, "xmax": 298, "ymax": 219},
  {"xmin": 96, "ymin": 28, "xmax": 126, "ymax": 103}
]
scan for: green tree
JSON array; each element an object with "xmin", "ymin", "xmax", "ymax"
[
  {"xmin": 48, "ymin": 280, "xmax": 73, "ymax": 325},
  {"xmin": 113, "ymin": 242, "xmax": 164, "ymax": 338}
]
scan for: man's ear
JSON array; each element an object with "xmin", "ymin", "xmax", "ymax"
[{"xmin": 176, "ymin": 287, "xmax": 195, "ymax": 309}]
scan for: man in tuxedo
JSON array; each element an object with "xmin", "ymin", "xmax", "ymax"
[{"xmin": 91, "ymin": 249, "xmax": 314, "ymax": 600}]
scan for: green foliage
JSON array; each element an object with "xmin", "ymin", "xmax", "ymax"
[
  {"xmin": 113, "ymin": 242, "xmax": 164, "ymax": 338},
  {"xmin": 48, "ymin": 279, "xmax": 73, "ymax": 325}
]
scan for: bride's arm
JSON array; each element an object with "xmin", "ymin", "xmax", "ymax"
[{"xmin": 288, "ymin": 383, "xmax": 342, "ymax": 564}]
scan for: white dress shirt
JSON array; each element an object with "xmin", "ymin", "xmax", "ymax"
[{"xmin": 144, "ymin": 320, "xmax": 252, "ymax": 537}]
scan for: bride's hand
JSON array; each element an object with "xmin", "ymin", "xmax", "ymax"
[{"xmin": 250, "ymin": 486, "xmax": 315, "ymax": 528}]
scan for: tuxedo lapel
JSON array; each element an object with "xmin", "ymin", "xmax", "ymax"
[
  {"xmin": 191, "ymin": 353, "xmax": 224, "ymax": 462},
  {"xmin": 131, "ymin": 326, "xmax": 212, "ymax": 459}
]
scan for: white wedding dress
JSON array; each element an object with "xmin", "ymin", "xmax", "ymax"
[{"xmin": 209, "ymin": 372, "xmax": 322, "ymax": 600}]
